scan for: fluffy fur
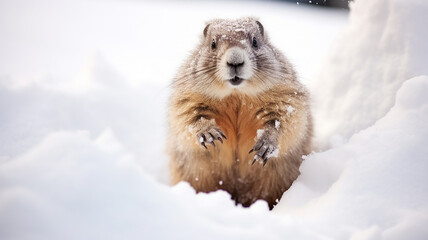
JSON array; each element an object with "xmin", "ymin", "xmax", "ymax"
[{"xmin": 167, "ymin": 17, "xmax": 312, "ymax": 209}]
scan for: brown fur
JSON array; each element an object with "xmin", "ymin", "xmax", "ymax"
[{"xmin": 167, "ymin": 17, "xmax": 312, "ymax": 209}]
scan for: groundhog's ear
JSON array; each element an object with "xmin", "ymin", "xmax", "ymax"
[
  {"xmin": 256, "ymin": 21, "xmax": 264, "ymax": 37},
  {"xmin": 203, "ymin": 24, "xmax": 210, "ymax": 38}
]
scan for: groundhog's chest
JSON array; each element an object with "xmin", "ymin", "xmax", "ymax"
[{"xmin": 210, "ymin": 95, "xmax": 263, "ymax": 164}]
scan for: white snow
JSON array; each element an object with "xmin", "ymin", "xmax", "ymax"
[
  {"xmin": 286, "ymin": 105, "xmax": 295, "ymax": 115},
  {"xmin": 267, "ymin": 148, "xmax": 280, "ymax": 158},
  {"xmin": 274, "ymin": 120, "xmax": 281, "ymax": 130},
  {"xmin": 312, "ymin": 0, "xmax": 428, "ymax": 148},
  {"xmin": 276, "ymin": 75, "xmax": 428, "ymax": 239},
  {"xmin": 256, "ymin": 129, "xmax": 265, "ymax": 139},
  {"xmin": 1, "ymin": 0, "xmax": 428, "ymax": 239}
]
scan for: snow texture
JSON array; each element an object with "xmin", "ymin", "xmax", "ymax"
[
  {"xmin": 1, "ymin": 0, "xmax": 428, "ymax": 239},
  {"xmin": 267, "ymin": 148, "xmax": 280, "ymax": 158},
  {"xmin": 313, "ymin": 0, "xmax": 428, "ymax": 147},
  {"xmin": 256, "ymin": 129, "xmax": 265, "ymax": 139},
  {"xmin": 274, "ymin": 120, "xmax": 281, "ymax": 130}
]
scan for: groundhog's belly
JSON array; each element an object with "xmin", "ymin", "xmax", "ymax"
[
  {"xmin": 175, "ymin": 95, "xmax": 297, "ymax": 208},
  {"xmin": 212, "ymin": 100, "xmax": 261, "ymax": 164},
  {"xmin": 199, "ymin": 103, "xmax": 274, "ymax": 200},
  {"xmin": 200, "ymin": 113, "xmax": 283, "ymax": 207}
]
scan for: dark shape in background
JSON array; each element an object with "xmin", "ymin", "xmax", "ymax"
[{"xmin": 282, "ymin": 0, "xmax": 351, "ymax": 9}]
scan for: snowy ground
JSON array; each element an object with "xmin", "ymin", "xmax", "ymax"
[{"xmin": 1, "ymin": 0, "xmax": 428, "ymax": 239}]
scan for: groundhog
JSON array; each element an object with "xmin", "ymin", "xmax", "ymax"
[{"xmin": 167, "ymin": 17, "xmax": 312, "ymax": 209}]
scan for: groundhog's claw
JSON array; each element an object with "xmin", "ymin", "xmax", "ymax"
[
  {"xmin": 249, "ymin": 135, "xmax": 278, "ymax": 166},
  {"xmin": 197, "ymin": 128, "xmax": 227, "ymax": 149}
]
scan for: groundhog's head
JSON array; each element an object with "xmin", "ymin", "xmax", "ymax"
[{"xmin": 186, "ymin": 17, "xmax": 287, "ymax": 98}]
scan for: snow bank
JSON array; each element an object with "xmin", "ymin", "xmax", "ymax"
[
  {"xmin": 276, "ymin": 75, "xmax": 428, "ymax": 239},
  {"xmin": 0, "ymin": 129, "xmax": 325, "ymax": 240},
  {"xmin": 0, "ymin": 52, "xmax": 170, "ymax": 183},
  {"xmin": 313, "ymin": 0, "xmax": 428, "ymax": 147},
  {"xmin": 2, "ymin": 75, "xmax": 427, "ymax": 239}
]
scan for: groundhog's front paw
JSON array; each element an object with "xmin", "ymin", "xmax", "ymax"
[
  {"xmin": 249, "ymin": 130, "xmax": 279, "ymax": 166},
  {"xmin": 196, "ymin": 128, "xmax": 227, "ymax": 149}
]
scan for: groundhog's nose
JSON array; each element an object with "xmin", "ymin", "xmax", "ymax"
[
  {"xmin": 225, "ymin": 47, "xmax": 245, "ymax": 68},
  {"xmin": 222, "ymin": 46, "xmax": 252, "ymax": 84},
  {"xmin": 227, "ymin": 61, "xmax": 244, "ymax": 68}
]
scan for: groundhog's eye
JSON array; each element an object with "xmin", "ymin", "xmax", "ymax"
[
  {"xmin": 252, "ymin": 37, "xmax": 258, "ymax": 48},
  {"xmin": 211, "ymin": 39, "xmax": 217, "ymax": 50}
]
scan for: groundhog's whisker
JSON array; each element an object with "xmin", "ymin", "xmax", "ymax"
[{"xmin": 175, "ymin": 66, "xmax": 218, "ymax": 81}]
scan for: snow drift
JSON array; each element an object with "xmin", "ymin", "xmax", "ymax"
[
  {"xmin": 277, "ymin": 75, "xmax": 428, "ymax": 239},
  {"xmin": 313, "ymin": 0, "xmax": 428, "ymax": 146},
  {"xmin": 1, "ymin": 0, "xmax": 428, "ymax": 239}
]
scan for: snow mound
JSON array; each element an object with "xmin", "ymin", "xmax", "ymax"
[
  {"xmin": 2, "ymin": 76, "xmax": 427, "ymax": 239},
  {"xmin": 0, "ymin": 129, "xmax": 319, "ymax": 240},
  {"xmin": 277, "ymin": 75, "xmax": 428, "ymax": 239},
  {"xmin": 0, "ymin": 52, "xmax": 170, "ymax": 183},
  {"xmin": 313, "ymin": 0, "xmax": 428, "ymax": 147}
]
